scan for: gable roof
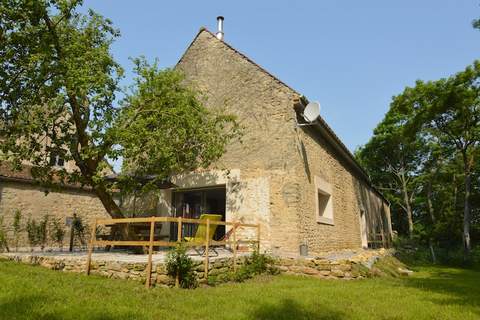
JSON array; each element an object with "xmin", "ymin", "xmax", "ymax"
[
  {"xmin": 177, "ymin": 28, "xmax": 301, "ymax": 96},
  {"xmin": 177, "ymin": 28, "xmax": 388, "ymax": 204}
]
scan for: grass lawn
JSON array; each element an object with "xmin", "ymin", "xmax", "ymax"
[{"xmin": 0, "ymin": 260, "xmax": 479, "ymax": 320}]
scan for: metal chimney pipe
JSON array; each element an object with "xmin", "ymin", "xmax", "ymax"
[{"xmin": 216, "ymin": 16, "xmax": 224, "ymax": 40}]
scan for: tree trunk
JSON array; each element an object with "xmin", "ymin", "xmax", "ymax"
[
  {"xmin": 93, "ymin": 184, "xmax": 124, "ymax": 219},
  {"xmin": 426, "ymin": 181, "xmax": 437, "ymax": 264},
  {"xmin": 452, "ymin": 174, "xmax": 457, "ymax": 216},
  {"xmin": 92, "ymin": 184, "xmax": 138, "ymax": 245},
  {"xmin": 463, "ymin": 172, "xmax": 472, "ymax": 255},
  {"xmin": 461, "ymin": 151, "xmax": 472, "ymax": 258},
  {"xmin": 429, "ymin": 241, "xmax": 437, "ymax": 264},
  {"xmin": 400, "ymin": 175, "xmax": 414, "ymax": 237},
  {"xmin": 426, "ymin": 181, "xmax": 436, "ymax": 224}
]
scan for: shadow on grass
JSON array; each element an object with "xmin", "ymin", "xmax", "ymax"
[
  {"xmin": 0, "ymin": 293, "xmax": 141, "ymax": 320},
  {"xmin": 251, "ymin": 298, "xmax": 345, "ymax": 320},
  {"xmin": 402, "ymin": 267, "xmax": 480, "ymax": 315}
]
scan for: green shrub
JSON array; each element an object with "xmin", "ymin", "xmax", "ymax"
[
  {"xmin": 26, "ymin": 217, "xmax": 39, "ymax": 249},
  {"xmin": 231, "ymin": 250, "xmax": 278, "ymax": 283},
  {"xmin": 394, "ymin": 236, "xmax": 479, "ymax": 268},
  {"xmin": 71, "ymin": 214, "xmax": 87, "ymax": 247},
  {"xmin": 166, "ymin": 243, "xmax": 198, "ymax": 289},
  {"xmin": 50, "ymin": 218, "xmax": 66, "ymax": 250},
  {"xmin": 0, "ymin": 216, "xmax": 9, "ymax": 252},
  {"xmin": 38, "ymin": 215, "xmax": 49, "ymax": 250},
  {"xmin": 26, "ymin": 215, "xmax": 49, "ymax": 251},
  {"xmin": 12, "ymin": 209, "xmax": 22, "ymax": 251}
]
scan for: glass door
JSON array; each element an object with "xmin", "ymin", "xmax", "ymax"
[{"xmin": 170, "ymin": 187, "xmax": 226, "ymax": 241}]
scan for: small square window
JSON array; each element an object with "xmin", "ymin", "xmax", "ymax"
[
  {"xmin": 317, "ymin": 191, "xmax": 331, "ymax": 217},
  {"xmin": 315, "ymin": 176, "xmax": 334, "ymax": 225},
  {"xmin": 49, "ymin": 153, "xmax": 65, "ymax": 167}
]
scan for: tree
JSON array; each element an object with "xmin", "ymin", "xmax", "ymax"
[
  {"xmin": 356, "ymin": 105, "xmax": 424, "ymax": 237},
  {"xmin": 0, "ymin": 1, "xmax": 239, "ymax": 220},
  {"xmin": 114, "ymin": 58, "xmax": 239, "ymax": 194},
  {"xmin": 396, "ymin": 62, "xmax": 480, "ymax": 255}
]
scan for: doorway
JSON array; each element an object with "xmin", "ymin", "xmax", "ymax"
[{"xmin": 171, "ymin": 186, "xmax": 226, "ymax": 241}]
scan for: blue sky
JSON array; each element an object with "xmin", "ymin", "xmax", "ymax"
[{"xmin": 84, "ymin": 0, "xmax": 480, "ymax": 153}]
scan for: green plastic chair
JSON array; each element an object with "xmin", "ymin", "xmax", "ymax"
[{"xmin": 184, "ymin": 214, "xmax": 222, "ymax": 256}]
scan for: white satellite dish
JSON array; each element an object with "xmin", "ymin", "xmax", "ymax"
[{"xmin": 302, "ymin": 101, "xmax": 321, "ymax": 123}]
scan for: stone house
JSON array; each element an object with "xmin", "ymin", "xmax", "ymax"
[
  {"xmin": 0, "ymin": 21, "xmax": 392, "ymax": 257},
  {"xmin": 134, "ymin": 23, "xmax": 392, "ymax": 257}
]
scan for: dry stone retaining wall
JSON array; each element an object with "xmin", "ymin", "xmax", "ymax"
[
  {"xmin": 0, "ymin": 249, "xmax": 391, "ymax": 286},
  {"xmin": 275, "ymin": 248, "xmax": 392, "ymax": 279},
  {"xmin": 0, "ymin": 253, "xmax": 247, "ymax": 287}
]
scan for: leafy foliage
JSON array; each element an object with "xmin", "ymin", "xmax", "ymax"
[
  {"xmin": 50, "ymin": 217, "xmax": 66, "ymax": 248},
  {"xmin": 208, "ymin": 250, "xmax": 278, "ymax": 285},
  {"xmin": 71, "ymin": 214, "xmax": 86, "ymax": 246},
  {"xmin": 12, "ymin": 209, "xmax": 22, "ymax": 250},
  {"xmin": 0, "ymin": 0, "xmax": 124, "ymax": 217},
  {"xmin": 0, "ymin": 216, "xmax": 9, "ymax": 252},
  {"xmin": 38, "ymin": 215, "xmax": 49, "ymax": 250},
  {"xmin": 233, "ymin": 250, "xmax": 278, "ymax": 282},
  {"xmin": 357, "ymin": 61, "xmax": 480, "ymax": 256},
  {"xmin": 26, "ymin": 215, "xmax": 49, "ymax": 250},
  {"xmin": 0, "ymin": 0, "xmax": 239, "ymax": 220},
  {"xmin": 165, "ymin": 243, "xmax": 198, "ymax": 289},
  {"xmin": 26, "ymin": 217, "xmax": 39, "ymax": 249},
  {"xmin": 394, "ymin": 236, "xmax": 480, "ymax": 268},
  {"xmin": 114, "ymin": 58, "xmax": 240, "ymax": 194}
]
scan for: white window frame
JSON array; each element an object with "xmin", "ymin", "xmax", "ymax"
[
  {"xmin": 50, "ymin": 153, "xmax": 65, "ymax": 168},
  {"xmin": 314, "ymin": 176, "xmax": 334, "ymax": 225}
]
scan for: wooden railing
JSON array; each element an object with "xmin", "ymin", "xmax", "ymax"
[
  {"xmin": 85, "ymin": 216, "xmax": 261, "ymax": 288},
  {"xmin": 367, "ymin": 232, "xmax": 388, "ymax": 249}
]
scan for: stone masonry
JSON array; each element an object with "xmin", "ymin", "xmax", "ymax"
[
  {"xmin": 175, "ymin": 29, "xmax": 392, "ymax": 256},
  {"xmin": 0, "ymin": 180, "xmax": 109, "ymax": 248},
  {"xmin": 0, "ymin": 248, "xmax": 392, "ymax": 285},
  {"xmin": 0, "ymin": 27, "xmax": 392, "ymax": 258}
]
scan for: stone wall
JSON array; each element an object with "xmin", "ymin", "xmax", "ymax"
[
  {"xmin": 0, "ymin": 252, "xmax": 246, "ymax": 287},
  {"xmin": 276, "ymin": 248, "xmax": 391, "ymax": 279},
  {"xmin": 0, "ymin": 181, "xmax": 109, "ymax": 248},
  {"xmin": 176, "ymin": 29, "xmax": 391, "ymax": 256},
  {"xmin": 177, "ymin": 30, "xmax": 306, "ymax": 256},
  {"xmin": 294, "ymin": 128, "xmax": 392, "ymax": 254},
  {"xmin": 0, "ymin": 249, "xmax": 392, "ymax": 285}
]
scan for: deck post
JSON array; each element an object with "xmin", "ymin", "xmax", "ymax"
[
  {"xmin": 232, "ymin": 223, "xmax": 237, "ymax": 272},
  {"xmin": 145, "ymin": 218, "xmax": 155, "ymax": 288},
  {"xmin": 177, "ymin": 216, "xmax": 182, "ymax": 242},
  {"xmin": 204, "ymin": 219, "xmax": 210, "ymax": 278},
  {"xmin": 86, "ymin": 219, "xmax": 97, "ymax": 275}
]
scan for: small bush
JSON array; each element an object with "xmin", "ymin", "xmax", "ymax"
[
  {"xmin": 50, "ymin": 218, "xmax": 66, "ymax": 250},
  {"xmin": 166, "ymin": 243, "xmax": 198, "ymax": 289},
  {"xmin": 230, "ymin": 250, "xmax": 278, "ymax": 283},
  {"xmin": 12, "ymin": 209, "xmax": 22, "ymax": 251},
  {"xmin": 26, "ymin": 217, "xmax": 39, "ymax": 249},
  {"xmin": 71, "ymin": 214, "xmax": 87, "ymax": 247},
  {"xmin": 38, "ymin": 215, "xmax": 49, "ymax": 250},
  {"xmin": 26, "ymin": 215, "xmax": 49, "ymax": 251},
  {"xmin": 0, "ymin": 216, "xmax": 9, "ymax": 252}
]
